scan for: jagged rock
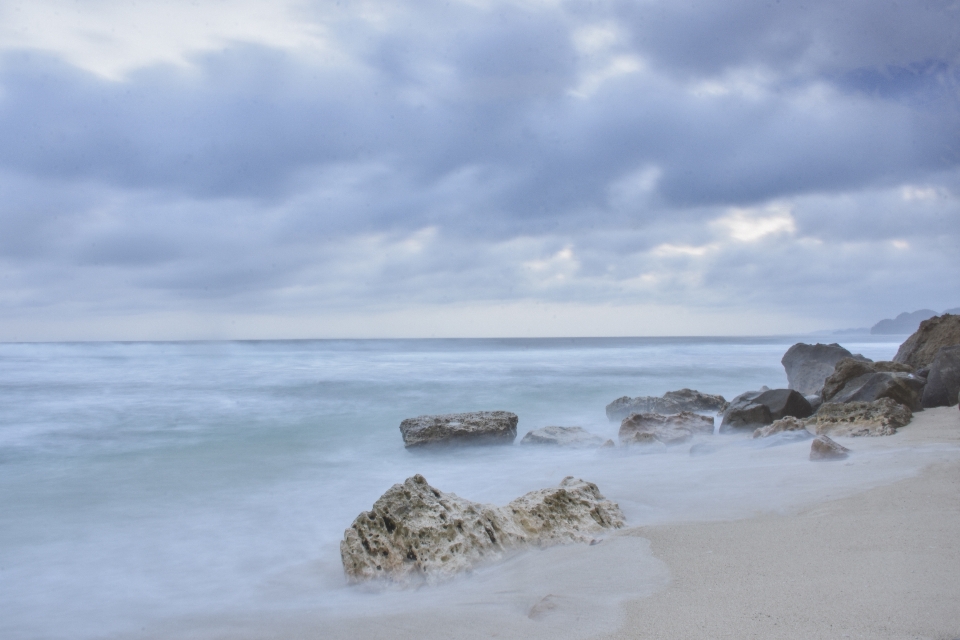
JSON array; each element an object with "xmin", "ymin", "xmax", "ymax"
[
  {"xmin": 753, "ymin": 416, "xmax": 810, "ymax": 439},
  {"xmin": 619, "ymin": 411, "xmax": 714, "ymax": 446},
  {"xmin": 781, "ymin": 343, "xmax": 867, "ymax": 396},
  {"xmin": 340, "ymin": 474, "xmax": 624, "ymax": 584},
  {"xmin": 605, "ymin": 388, "xmax": 727, "ymax": 422},
  {"xmin": 821, "ymin": 358, "xmax": 921, "ymax": 409},
  {"xmin": 520, "ymin": 426, "xmax": 606, "ymax": 448},
  {"xmin": 399, "ymin": 411, "xmax": 518, "ymax": 449},
  {"xmin": 921, "ymin": 346, "xmax": 960, "ymax": 408},
  {"xmin": 810, "ymin": 435, "xmax": 850, "ymax": 461},
  {"xmin": 811, "ymin": 398, "xmax": 913, "ymax": 437},
  {"xmin": 893, "ymin": 314, "xmax": 960, "ymax": 369},
  {"xmin": 720, "ymin": 388, "xmax": 813, "ymax": 431}
]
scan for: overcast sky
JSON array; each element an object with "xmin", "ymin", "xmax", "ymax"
[{"xmin": 0, "ymin": 0, "xmax": 958, "ymax": 340}]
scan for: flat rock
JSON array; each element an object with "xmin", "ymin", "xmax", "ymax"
[
  {"xmin": 520, "ymin": 426, "xmax": 605, "ymax": 448},
  {"xmin": 605, "ymin": 388, "xmax": 727, "ymax": 422},
  {"xmin": 893, "ymin": 313, "xmax": 960, "ymax": 369},
  {"xmin": 340, "ymin": 474, "xmax": 624, "ymax": 584},
  {"xmin": 921, "ymin": 345, "xmax": 960, "ymax": 408},
  {"xmin": 781, "ymin": 343, "xmax": 867, "ymax": 396},
  {"xmin": 810, "ymin": 435, "xmax": 850, "ymax": 461},
  {"xmin": 720, "ymin": 388, "xmax": 812, "ymax": 431},
  {"xmin": 619, "ymin": 411, "xmax": 715, "ymax": 446},
  {"xmin": 399, "ymin": 411, "xmax": 518, "ymax": 449},
  {"xmin": 811, "ymin": 398, "xmax": 913, "ymax": 437},
  {"xmin": 753, "ymin": 416, "xmax": 810, "ymax": 439}
]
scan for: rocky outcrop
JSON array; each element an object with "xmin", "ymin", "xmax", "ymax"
[
  {"xmin": 893, "ymin": 314, "xmax": 960, "ymax": 369},
  {"xmin": 399, "ymin": 411, "xmax": 518, "ymax": 449},
  {"xmin": 605, "ymin": 389, "xmax": 727, "ymax": 421},
  {"xmin": 821, "ymin": 358, "xmax": 915, "ymax": 401},
  {"xmin": 619, "ymin": 411, "xmax": 714, "ymax": 446},
  {"xmin": 781, "ymin": 343, "xmax": 867, "ymax": 396},
  {"xmin": 520, "ymin": 426, "xmax": 605, "ymax": 448},
  {"xmin": 921, "ymin": 346, "xmax": 960, "ymax": 408},
  {"xmin": 753, "ymin": 416, "xmax": 809, "ymax": 439},
  {"xmin": 811, "ymin": 398, "xmax": 912, "ymax": 437},
  {"xmin": 810, "ymin": 435, "xmax": 850, "ymax": 461},
  {"xmin": 720, "ymin": 388, "xmax": 813, "ymax": 431},
  {"xmin": 340, "ymin": 474, "xmax": 624, "ymax": 584},
  {"xmin": 821, "ymin": 358, "xmax": 923, "ymax": 409}
]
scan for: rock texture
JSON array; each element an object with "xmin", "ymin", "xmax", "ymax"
[
  {"xmin": 810, "ymin": 435, "xmax": 850, "ymax": 461},
  {"xmin": 619, "ymin": 411, "xmax": 714, "ymax": 446},
  {"xmin": 753, "ymin": 416, "xmax": 809, "ymax": 439},
  {"xmin": 399, "ymin": 411, "xmax": 518, "ymax": 449},
  {"xmin": 340, "ymin": 474, "xmax": 624, "ymax": 584},
  {"xmin": 811, "ymin": 398, "xmax": 913, "ymax": 437},
  {"xmin": 893, "ymin": 313, "xmax": 960, "ymax": 369},
  {"xmin": 781, "ymin": 343, "xmax": 866, "ymax": 396},
  {"xmin": 605, "ymin": 388, "xmax": 727, "ymax": 422},
  {"xmin": 720, "ymin": 388, "xmax": 813, "ymax": 431},
  {"xmin": 821, "ymin": 358, "xmax": 923, "ymax": 409},
  {"xmin": 520, "ymin": 426, "xmax": 605, "ymax": 448},
  {"xmin": 821, "ymin": 358, "xmax": 914, "ymax": 401},
  {"xmin": 921, "ymin": 345, "xmax": 960, "ymax": 408}
]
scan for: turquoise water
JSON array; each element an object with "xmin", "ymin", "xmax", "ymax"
[{"xmin": 0, "ymin": 336, "xmax": 904, "ymax": 638}]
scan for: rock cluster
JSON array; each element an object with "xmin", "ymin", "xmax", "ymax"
[
  {"xmin": 399, "ymin": 411, "xmax": 518, "ymax": 449},
  {"xmin": 605, "ymin": 388, "xmax": 727, "ymax": 422},
  {"xmin": 811, "ymin": 398, "xmax": 913, "ymax": 437},
  {"xmin": 893, "ymin": 313, "xmax": 960, "ymax": 369},
  {"xmin": 520, "ymin": 426, "xmax": 605, "ymax": 448},
  {"xmin": 720, "ymin": 388, "xmax": 813, "ymax": 431},
  {"xmin": 810, "ymin": 435, "xmax": 850, "ymax": 461},
  {"xmin": 619, "ymin": 411, "xmax": 714, "ymax": 446},
  {"xmin": 781, "ymin": 343, "xmax": 867, "ymax": 396},
  {"xmin": 340, "ymin": 474, "xmax": 624, "ymax": 584}
]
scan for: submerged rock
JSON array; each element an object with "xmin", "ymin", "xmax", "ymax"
[
  {"xmin": 619, "ymin": 411, "xmax": 714, "ymax": 446},
  {"xmin": 520, "ymin": 426, "xmax": 606, "ymax": 448},
  {"xmin": 921, "ymin": 346, "xmax": 960, "ymax": 408},
  {"xmin": 893, "ymin": 313, "xmax": 960, "ymax": 369},
  {"xmin": 781, "ymin": 343, "xmax": 867, "ymax": 396},
  {"xmin": 399, "ymin": 411, "xmax": 518, "ymax": 449},
  {"xmin": 753, "ymin": 416, "xmax": 810, "ymax": 439},
  {"xmin": 812, "ymin": 398, "xmax": 912, "ymax": 437},
  {"xmin": 810, "ymin": 435, "xmax": 850, "ymax": 461},
  {"xmin": 605, "ymin": 389, "xmax": 727, "ymax": 422},
  {"xmin": 340, "ymin": 474, "xmax": 624, "ymax": 584},
  {"xmin": 720, "ymin": 388, "xmax": 813, "ymax": 431}
]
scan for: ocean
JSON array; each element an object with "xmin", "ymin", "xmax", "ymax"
[{"xmin": 0, "ymin": 336, "xmax": 931, "ymax": 638}]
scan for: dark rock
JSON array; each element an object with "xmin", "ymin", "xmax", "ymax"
[
  {"xmin": 921, "ymin": 345, "xmax": 960, "ymax": 408},
  {"xmin": 781, "ymin": 343, "xmax": 867, "ymax": 396},
  {"xmin": 812, "ymin": 398, "xmax": 912, "ymax": 437},
  {"xmin": 829, "ymin": 372, "xmax": 925, "ymax": 410},
  {"xmin": 805, "ymin": 394, "xmax": 823, "ymax": 412},
  {"xmin": 606, "ymin": 388, "xmax": 727, "ymax": 421},
  {"xmin": 520, "ymin": 426, "xmax": 605, "ymax": 448},
  {"xmin": 399, "ymin": 411, "xmax": 518, "ymax": 449},
  {"xmin": 893, "ymin": 314, "xmax": 960, "ymax": 369},
  {"xmin": 756, "ymin": 388, "xmax": 814, "ymax": 420},
  {"xmin": 810, "ymin": 435, "xmax": 850, "ymax": 461},
  {"xmin": 871, "ymin": 309, "xmax": 937, "ymax": 335},
  {"xmin": 619, "ymin": 411, "xmax": 715, "ymax": 446},
  {"xmin": 821, "ymin": 358, "xmax": 916, "ymax": 402},
  {"xmin": 721, "ymin": 388, "xmax": 813, "ymax": 431}
]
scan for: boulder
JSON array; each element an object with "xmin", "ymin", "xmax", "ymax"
[
  {"xmin": 619, "ymin": 411, "xmax": 715, "ymax": 446},
  {"xmin": 720, "ymin": 388, "xmax": 813, "ymax": 431},
  {"xmin": 399, "ymin": 411, "xmax": 518, "ymax": 449},
  {"xmin": 821, "ymin": 358, "xmax": 920, "ymax": 408},
  {"xmin": 921, "ymin": 345, "xmax": 960, "ymax": 408},
  {"xmin": 340, "ymin": 474, "xmax": 624, "ymax": 584},
  {"xmin": 810, "ymin": 435, "xmax": 850, "ymax": 461},
  {"xmin": 520, "ymin": 426, "xmax": 606, "ymax": 448},
  {"xmin": 753, "ymin": 416, "xmax": 810, "ymax": 439},
  {"xmin": 781, "ymin": 343, "xmax": 867, "ymax": 396},
  {"xmin": 893, "ymin": 314, "xmax": 960, "ymax": 369},
  {"xmin": 605, "ymin": 388, "xmax": 727, "ymax": 422},
  {"xmin": 811, "ymin": 398, "xmax": 912, "ymax": 437}
]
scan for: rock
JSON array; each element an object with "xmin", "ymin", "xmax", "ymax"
[
  {"xmin": 829, "ymin": 371, "xmax": 925, "ymax": 410},
  {"xmin": 720, "ymin": 388, "xmax": 813, "ymax": 431},
  {"xmin": 605, "ymin": 388, "xmax": 727, "ymax": 421},
  {"xmin": 871, "ymin": 309, "xmax": 938, "ymax": 335},
  {"xmin": 893, "ymin": 314, "xmax": 960, "ymax": 369},
  {"xmin": 921, "ymin": 346, "xmax": 960, "ymax": 408},
  {"xmin": 619, "ymin": 411, "xmax": 715, "ymax": 446},
  {"xmin": 821, "ymin": 358, "xmax": 919, "ymax": 404},
  {"xmin": 600, "ymin": 439, "xmax": 616, "ymax": 449},
  {"xmin": 812, "ymin": 398, "xmax": 913, "ymax": 437},
  {"xmin": 804, "ymin": 394, "xmax": 823, "ymax": 413},
  {"xmin": 810, "ymin": 435, "xmax": 850, "ymax": 461},
  {"xmin": 781, "ymin": 343, "xmax": 867, "ymax": 396},
  {"xmin": 753, "ymin": 416, "xmax": 809, "ymax": 439},
  {"xmin": 520, "ymin": 426, "xmax": 606, "ymax": 448},
  {"xmin": 340, "ymin": 474, "xmax": 624, "ymax": 584},
  {"xmin": 399, "ymin": 411, "xmax": 518, "ymax": 449}
]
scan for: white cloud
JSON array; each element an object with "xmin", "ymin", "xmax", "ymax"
[{"xmin": 714, "ymin": 205, "xmax": 797, "ymax": 242}]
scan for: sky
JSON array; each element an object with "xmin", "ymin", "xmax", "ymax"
[{"xmin": 0, "ymin": 0, "xmax": 958, "ymax": 340}]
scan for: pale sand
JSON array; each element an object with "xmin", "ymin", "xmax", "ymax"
[{"xmin": 599, "ymin": 405, "xmax": 960, "ymax": 640}]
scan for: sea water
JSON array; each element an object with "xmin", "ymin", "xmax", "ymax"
[{"xmin": 0, "ymin": 336, "xmax": 935, "ymax": 638}]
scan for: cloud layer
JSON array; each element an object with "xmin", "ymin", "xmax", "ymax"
[{"xmin": 0, "ymin": 0, "xmax": 958, "ymax": 338}]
